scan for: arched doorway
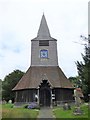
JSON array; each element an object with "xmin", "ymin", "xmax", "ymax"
[{"xmin": 39, "ymin": 80, "xmax": 51, "ymax": 107}]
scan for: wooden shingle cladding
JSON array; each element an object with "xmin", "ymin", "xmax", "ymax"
[
  {"xmin": 13, "ymin": 66, "xmax": 74, "ymax": 91},
  {"xmin": 53, "ymin": 88, "xmax": 74, "ymax": 102},
  {"xmin": 14, "ymin": 88, "xmax": 74, "ymax": 103},
  {"xmin": 15, "ymin": 89, "xmax": 37, "ymax": 103}
]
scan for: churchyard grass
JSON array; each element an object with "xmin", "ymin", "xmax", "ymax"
[
  {"xmin": 2, "ymin": 103, "xmax": 39, "ymax": 119},
  {"xmin": 53, "ymin": 103, "xmax": 89, "ymax": 119}
]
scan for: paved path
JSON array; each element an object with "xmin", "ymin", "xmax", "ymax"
[{"xmin": 37, "ymin": 107, "xmax": 55, "ymax": 120}]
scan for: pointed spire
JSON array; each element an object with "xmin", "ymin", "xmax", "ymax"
[{"xmin": 37, "ymin": 14, "xmax": 51, "ymax": 39}]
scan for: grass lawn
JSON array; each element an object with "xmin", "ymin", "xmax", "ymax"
[
  {"xmin": 53, "ymin": 104, "xmax": 89, "ymax": 119},
  {"xmin": 1, "ymin": 103, "xmax": 39, "ymax": 119}
]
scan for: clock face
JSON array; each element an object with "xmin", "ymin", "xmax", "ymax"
[{"xmin": 40, "ymin": 50, "xmax": 48, "ymax": 58}]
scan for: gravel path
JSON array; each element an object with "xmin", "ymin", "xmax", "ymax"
[{"xmin": 37, "ymin": 107, "xmax": 55, "ymax": 120}]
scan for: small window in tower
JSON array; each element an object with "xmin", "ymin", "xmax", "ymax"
[{"xmin": 39, "ymin": 40, "xmax": 49, "ymax": 46}]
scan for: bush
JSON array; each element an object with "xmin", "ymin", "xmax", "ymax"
[
  {"xmin": 2, "ymin": 103, "xmax": 14, "ymax": 108},
  {"xmin": 28, "ymin": 102, "xmax": 40, "ymax": 109},
  {"xmin": 23, "ymin": 102, "xmax": 40, "ymax": 109},
  {"xmin": 23, "ymin": 104, "xmax": 28, "ymax": 108}
]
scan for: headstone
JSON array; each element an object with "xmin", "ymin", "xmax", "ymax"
[
  {"xmin": 63, "ymin": 103, "xmax": 71, "ymax": 110},
  {"xmin": 74, "ymin": 88, "xmax": 84, "ymax": 106},
  {"xmin": 8, "ymin": 100, "xmax": 12, "ymax": 104},
  {"xmin": 73, "ymin": 88, "xmax": 84, "ymax": 115},
  {"xmin": 2, "ymin": 100, "xmax": 6, "ymax": 104}
]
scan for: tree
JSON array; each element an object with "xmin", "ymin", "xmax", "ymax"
[
  {"xmin": 76, "ymin": 46, "xmax": 90, "ymax": 102},
  {"xmin": 0, "ymin": 79, "xmax": 2, "ymax": 101},
  {"xmin": 2, "ymin": 70, "xmax": 24, "ymax": 102},
  {"xmin": 69, "ymin": 76, "xmax": 82, "ymax": 88}
]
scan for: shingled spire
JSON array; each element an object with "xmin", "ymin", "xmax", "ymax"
[
  {"xmin": 36, "ymin": 14, "xmax": 52, "ymax": 40},
  {"xmin": 31, "ymin": 14, "xmax": 56, "ymax": 41}
]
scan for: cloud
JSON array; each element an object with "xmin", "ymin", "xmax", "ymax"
[{"xmin": 0, "ymin": 0, "xmax": 88, "ymax": 79}]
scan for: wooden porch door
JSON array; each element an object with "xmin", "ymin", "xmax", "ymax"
[{"xmin": 39, "ymin": 80, "xmax": 51, "ymax": 107}]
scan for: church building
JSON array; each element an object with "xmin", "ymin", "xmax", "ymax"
[{"xmin": 13, "ymin": 14, "xmax": 74, "ymax": 107}]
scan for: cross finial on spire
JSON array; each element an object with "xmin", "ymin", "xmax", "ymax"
[{"xmin": 43, "ymin": 12, "xmax": 44, "ymax": 15}]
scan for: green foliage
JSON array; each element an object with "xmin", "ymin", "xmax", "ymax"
[
  {"xmin": 53, "ymin": 104, "xmax": 88, "ymax": 118},
  {"xmin": 69, "ymin": 76, "xmax": 82, "ymax": 88},
  {"xmin": 2, "ymin": 103, "xmax": 14, "ymax": 108},
  {"xmin": 2, "ymin": 70, "xmax": 24, "ymax": 102},
  {"xmin": 76, "ymin": 46, "xmax": 90, "ymax": 102},
  {"xmin": 0, "ymin": 79, "xmax": 2, "ymax": 100},
  {"xmin": 2, "ymin": 104, "xmax": 39, "ymax": 119}
]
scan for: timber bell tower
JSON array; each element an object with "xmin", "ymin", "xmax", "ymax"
[
  {"xmin": 13, "ymin": 14, "xmax": 74, "ymax": 107},
  {"xmin": 31, "ymin": 14, "xmax": 58, "ymax": 66}
]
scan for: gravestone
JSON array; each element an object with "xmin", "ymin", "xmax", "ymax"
[
  {"xmin": 8, "ymin": 100, "xmax": 12, "ymax": 104},
  {"xmin": 73, "ymin": 88, "xmax": 84, "ymax": 115},
  {"xmin": 63, "ymin": 103, "xmax": 71, "ymax": 110}
]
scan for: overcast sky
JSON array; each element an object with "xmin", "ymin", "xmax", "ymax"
[{"xmin": 0, "ymin": 0, "xmax": 88, "ymax": 80}]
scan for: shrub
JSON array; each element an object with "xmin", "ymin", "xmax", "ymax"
[{"xmin": 28, "ymin": 102, "xmax": 40, "ymax": 109}]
